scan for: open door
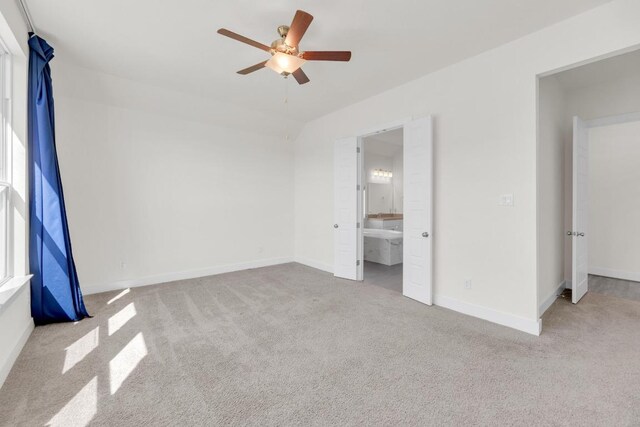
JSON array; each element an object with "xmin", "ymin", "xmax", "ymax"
[
  {"xmin": 403, "ymin": 116, "xmax": 433, "ymax": 305},
  {"xmin": 572, "ymin": 116, "xmax": 589, "ymax": 303},
  {"xmin": 334, "ymin": 137, "xmax": 360, "ymax": 280}
]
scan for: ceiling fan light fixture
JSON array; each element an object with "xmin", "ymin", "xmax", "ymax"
[{"xmin": 265, "ymin": 52, "xmax": 306, "ymax": 74}]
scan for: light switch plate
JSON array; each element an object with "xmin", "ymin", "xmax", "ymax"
[{"xmin": 499, "ymin": 194, "xmax": 514, "ymax": 207}]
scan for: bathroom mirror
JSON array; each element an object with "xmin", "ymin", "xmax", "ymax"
[{"xmin": 367, "ymin": 183, "xmax": 394, "ymax": 214}]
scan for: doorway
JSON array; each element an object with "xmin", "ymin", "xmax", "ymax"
[
  {"xmin": 333, "ymin": 117, "xmax": 433, "ymax": 305},
  {"xmin": 361, "ymin": 128, "xmax": 404, "ymax": 293},
  {"xmin": 573, "ymin": 115, "xmax": 640, "ymax": 302},
  {"xmin": 537, "ymin": 48, "xmax": 640, "ymax": 314}
]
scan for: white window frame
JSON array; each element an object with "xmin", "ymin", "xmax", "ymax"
[{"xmin": 0, "ymin": 41, "xmax": 13, "ymax": 285}]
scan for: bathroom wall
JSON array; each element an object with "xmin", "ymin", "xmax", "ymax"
[
  {"xmin": 392, "ymin": 150, "xmax": 404, "ymax": 213},
  {"xmin": 364, "ymin": 152, "xmax": 394, "ymax": 214}
]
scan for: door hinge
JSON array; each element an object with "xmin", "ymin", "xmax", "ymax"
[
  {"xmin": 356, "ymin": 260, "xmax": 361, "ymax": 266},
  {"xmin": 356, "ymin": 147, "xmax": 360, "ymax": 153},
  {"xmin": 357, "ymin": 222, "xmax": 360, "ymax": 228},
  {"xmin": 356, "ymin": 184, "xmax": 360, "ymax": 191}
]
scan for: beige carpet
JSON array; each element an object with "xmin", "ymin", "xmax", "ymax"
[{"xmin": 1, "ymin": 263, "xmax": 639, "ymax": 426}]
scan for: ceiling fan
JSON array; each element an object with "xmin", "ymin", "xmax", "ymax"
[{"xmin": 217, "ymin": 10, "xmax": 351, "ymax": 85}]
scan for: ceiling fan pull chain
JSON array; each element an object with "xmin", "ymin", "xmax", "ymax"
[{"xmin": 284, "ymin": 77, "xmax": 290, "ymax": 141}]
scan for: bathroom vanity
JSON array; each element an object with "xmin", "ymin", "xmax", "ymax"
[
  {"xmin": 363, "ymin": 214, "xmax": 404, "ymax": 266},
  {"xmin": 365, "ymin": 214, "xmax": 403, "ymax": 231},
  {"xmin": 363, "ymin": 229, "xmax": 403, "ymax": 266}
]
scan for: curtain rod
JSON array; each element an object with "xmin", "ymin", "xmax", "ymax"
[{"xmin": 16, "ymin": 0, "xmax": 36, "ymax": 35}]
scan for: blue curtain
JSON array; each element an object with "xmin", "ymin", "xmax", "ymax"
[{"xmin": 28, "ymin": 35, "xmax": 90, "ymax": 325}]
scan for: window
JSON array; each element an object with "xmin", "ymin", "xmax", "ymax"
[{"xmin": 0, "ymin": 45, "xmax": 11, "ymax": 284}]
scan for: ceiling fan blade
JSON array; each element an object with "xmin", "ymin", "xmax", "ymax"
[
  {"xmin": 292, "ymin": 68, "xmax": 310, "ymax": 85},
  {"xmin": 217, "ymin": 28, "xmax": 270, "ymax": 52},
  {"xmin": 301, "ymin": 51, "xmax": 352, "ymax": 61},
  {"xmin": 237, "ymin": 61, "xmax": 268, "ymax": 75},
  {"xmin": 285, "ymin": 10, "xmax": 314, "ymax": 47}
]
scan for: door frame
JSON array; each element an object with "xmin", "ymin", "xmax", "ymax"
[{"xmin": 355, "ymin": 118, "xmax": 412, "ymax": 281}]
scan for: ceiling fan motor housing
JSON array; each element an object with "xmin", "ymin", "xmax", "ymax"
[{"xmin": 271, "ymin": 26, "xmax": 300, "ymax": 57}]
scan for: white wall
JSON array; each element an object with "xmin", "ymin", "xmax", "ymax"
[
  {"xmin": 392, "ymin": 149, "xmax": 404, "ymax": 214},
  {"xmin": 537, "ymin": 76, "xmax": 567, "ymax": 315},
  {"xmin": 54, "ymin": 62, "xmax": 295, "ymax": 294},
  {"xmin": 0, "ymin": 286, "xmax": 31, "ymax": 388},
  {"xmin": 0, "ymin": 0, "xmax": 33, "ymax": 388},
  {"xmin": 588, "ymin": 121, "xmax": 640, "ymax": 280},
  {"xmin": 566, "ymin": 76, "xmax": 640, "ymax": 121},
  {"xmin": 294, "ymin": 0, "xmax": 640, "ymax": 333}
]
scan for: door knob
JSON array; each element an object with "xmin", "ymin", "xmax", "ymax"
[
  {"xmin": 422, "ymin": 232, "xmax": 429, "ymax": 237},
  {"xmin": 567, "ymin": 231, "xmax": 572, "ymax": 236},
  {"xmin": 578, "ymin": 232, "xmax": 585, "ymax": 237},
  {"xmin": 334, "ymin": 224, "xmax": 339, "ymax": 229}
]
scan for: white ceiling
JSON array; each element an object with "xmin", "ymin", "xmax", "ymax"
[
  {"xmin": 554, "ymin": 48, "xmax": 640, "ymax": 90},
  {"xmin": 28, "ymin": 0, "xmax": 611, "ymax": 126}
]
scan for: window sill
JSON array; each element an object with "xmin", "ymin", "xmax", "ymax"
[{"xmin": 0, "ymin": 275, "xmax": 32, "ymax": 316}]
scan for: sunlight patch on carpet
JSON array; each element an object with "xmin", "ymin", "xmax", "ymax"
[
  {"xmin": 108, "ymin": 302, "xmax": 136, "ymax": 336},
  {"xmin": 107, "ymin": 288, "xmax": 131, "ymax": 305},
  {"xmin": 47, "ymin": 376, "xmax": 97, "ymax": 427},
  {"xmin": 109, "ymin": 332, "xmax": 147, "ymax": 395},
  {"xmin": 63, "ymin": 327, "xmax": 99, "ymax": 374}
]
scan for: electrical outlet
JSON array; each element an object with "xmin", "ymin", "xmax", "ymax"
[{"xmin": 464, "ymin": 279, "xmax": 472, "ymax": 290}]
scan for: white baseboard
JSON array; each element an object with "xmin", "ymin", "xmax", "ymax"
[
  {"xmin": 83, "ymin": 256, "xmax": 543, "ymax": 335},
  {"xmin": 82, "ymin": 257, "xmax": 294, "ymax": 295},
  {"xmin": 539, "ymin": 280, "xmax": 566, "ymax": 317},
  {"xmin": 589, "ymin": 267, "xmax": 640, "ymax": 283},
  {"xmin": 434, "ymin": 295, "xmax": 541, "ymax": 336},
  {"xmin": 293, "ymin": 257, "xmax": 333, "ymax": 274},
  {"xmin": 297, "ymin": 259, "xmax": 539, "ymax": 335},
  {"xmin": 0, "ymin": 320, "xmax": 34, "ymax": 390}
]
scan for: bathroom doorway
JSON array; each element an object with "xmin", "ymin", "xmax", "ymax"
[
  {"xmin": 361, "ymin": 128, "xmax": 404, "ymax": 293},
  {"xmin": 333, "ymin": 116, "xmax": 432, "ymax": 305}
]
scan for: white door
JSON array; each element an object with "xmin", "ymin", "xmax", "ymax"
[
  {"xmin": 572, "ymin": 116, "xmax": 589, "ymax": 303},
  {"xmin": 334, "ymin": 137, "xmax": 360, "ymax": 280},
  {"xmin": 403, "ymin": 116, "xmax": 433, "ymax": 305}
]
